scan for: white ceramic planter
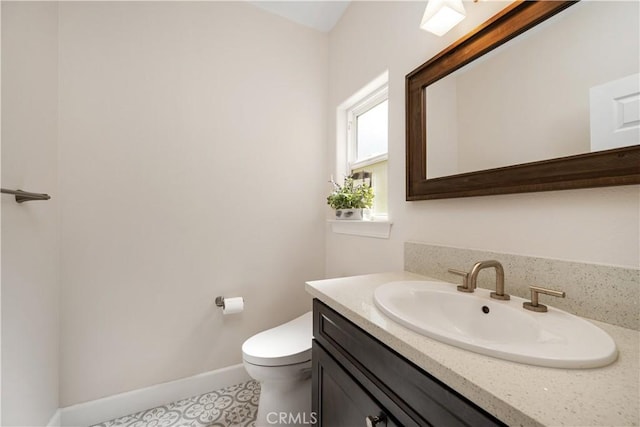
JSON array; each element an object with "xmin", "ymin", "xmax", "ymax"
[{"xmin": 334, "ymin": 208, "xmax": 372, "ymax": 220}]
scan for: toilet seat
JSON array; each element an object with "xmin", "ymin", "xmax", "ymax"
[{"xmin": 242, "ymin": 311, "xmax": 312, "ymax": 367}]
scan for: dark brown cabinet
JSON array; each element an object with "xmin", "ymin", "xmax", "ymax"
[
  {"xmin": 313, "ymin": 342, "xmax": 401, "ymax": 427},
  {"xmin": 312, "ymin": 299, "xmax": 506, "ymax": 427}
]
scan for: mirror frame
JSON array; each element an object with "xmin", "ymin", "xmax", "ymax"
[{"xmin": 406, "ymin": 0, "xmax": 640, "ymax": 200}]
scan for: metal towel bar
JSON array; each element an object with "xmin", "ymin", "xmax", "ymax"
[{"xmin": 1, "ymin": 188, "xmax": 51, "ymax": 203}]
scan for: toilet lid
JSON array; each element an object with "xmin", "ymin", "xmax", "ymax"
[{"xmin": 242, "ymin": 311, "xmax": 312, "ymax": 367}]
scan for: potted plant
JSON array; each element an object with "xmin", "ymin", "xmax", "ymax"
[{"xmin": 327, "ymin": 175, "xmax": 374, "ymax": 220}]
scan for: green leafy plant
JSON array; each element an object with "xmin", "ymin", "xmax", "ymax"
[{"xmin": 327, "ymin": 176, "xmax": 374, "ymax": 209}]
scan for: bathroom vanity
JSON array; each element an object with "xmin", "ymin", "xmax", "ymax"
[
  {"xmin": 312, "ymin": 299, "xmax": 504, "ymax": 426},
  {"xmin": 306, "ymin": 272, "xmax": 640, "ymax": 427}
]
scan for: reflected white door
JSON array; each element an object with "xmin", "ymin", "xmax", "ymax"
[{"xmin": 590, "ymin": 73, "xmax": 640, "ymax": 151}]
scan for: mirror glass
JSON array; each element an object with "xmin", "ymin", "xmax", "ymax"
[{"xmin": 425, "ymin": 1, "xmax": 639, "ymax": 179}]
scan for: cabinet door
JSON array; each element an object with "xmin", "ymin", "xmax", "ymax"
[
  {"xmin": 313, "ymin": 341, "xmax": 400, "ymax": 427},
  {"xmin": 313, "ymin": 299, "xmax": 506, "ymax": 427}
]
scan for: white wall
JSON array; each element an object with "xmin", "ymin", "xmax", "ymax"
[
  {"xmin": 326, "ymin": 1, "xmax": 640, "ymax": 279},
  {"xmin": 1, "ymin": 2, "xmax": 60, "ymax": 425},
  {"xmin": 57, "ymin": 2, "xmax": 327, "ymax": 406}
]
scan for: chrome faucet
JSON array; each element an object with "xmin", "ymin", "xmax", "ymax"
[{"xmin": 449, "ymin": 260, "xmax": 510, "ymax": 300}]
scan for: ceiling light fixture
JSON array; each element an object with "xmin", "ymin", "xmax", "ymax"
[{"xmin": 420, "ymin": 0, "xmax": 466, "ymax": 36}]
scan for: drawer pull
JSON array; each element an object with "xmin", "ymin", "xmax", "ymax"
[{"xmin": 366, "ymin": 414, "xmax": 385, "ymax": 427}]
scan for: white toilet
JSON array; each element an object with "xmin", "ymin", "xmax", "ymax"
[{"xmin": 242, "ymin": 312, "xmax": 313, "ymax": 427}]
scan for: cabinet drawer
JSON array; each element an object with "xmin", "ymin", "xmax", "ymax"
[
  {"xmin": 313, "ymin": 341, "xmax": 402, "ymax": 427},
  {"xmin": 313, "ymin": 299, "xmax": 505, "ymax": 427}
]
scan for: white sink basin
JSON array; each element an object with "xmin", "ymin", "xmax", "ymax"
[{"xmin": 373, "ymin": 281, "xmax": 618, "ymax": 369}]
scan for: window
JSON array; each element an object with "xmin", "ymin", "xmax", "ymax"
[{"xmin": 346, "ymin": 85, "xmax": 388, "ymax": 217}]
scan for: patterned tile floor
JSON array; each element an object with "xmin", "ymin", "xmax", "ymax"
[{"xmin": 91, "ymin": 380, "xmax": 260, "ymax": 427}]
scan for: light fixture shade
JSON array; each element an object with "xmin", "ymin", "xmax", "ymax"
[{"xmin": 420, "ymin": 0, "xmax": 466, "ymax": 36}]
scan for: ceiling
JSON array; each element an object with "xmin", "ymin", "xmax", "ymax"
[{"xmin": 248, "ymin": 1, "xmax": 351, "ymax": 32}]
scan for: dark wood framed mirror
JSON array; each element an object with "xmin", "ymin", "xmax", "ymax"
[{"xmin": 406, "ymin": 0, "xmax": 640, "ymax": 200}]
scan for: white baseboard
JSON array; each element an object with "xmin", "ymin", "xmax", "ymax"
[
  {"xmin": 59, "ymin": 364, "xmax": 250, "ymax": 427},
  {"xmin": 47, "ymin": 409, "xmax": 62, "ymax": 427}
]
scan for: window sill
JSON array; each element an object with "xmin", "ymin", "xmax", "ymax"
[{"xmin": 327, "ymin": 219, "xmax": 393, "ymax": 239}]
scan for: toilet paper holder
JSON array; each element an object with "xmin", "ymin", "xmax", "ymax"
[
  {"xmin": 215, "ymin": 296, "xmax": 244, "ymax": 314},
  {"xmin": 215, "ymin": 296, "xmax": 244, "ymax": 308}
]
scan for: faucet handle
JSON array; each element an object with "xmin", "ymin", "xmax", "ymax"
[
  {"xmin": 523, "ymin": 286, "xmax": 566, "ymax": 312},
  {"xmin": 448, "ymin": 268, "xmax": 473, "ymax": 293}
]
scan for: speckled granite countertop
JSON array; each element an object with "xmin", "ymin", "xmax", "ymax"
[{"xmin": 306, "ymin": 272, "xmax": 640, "ymax": 427}]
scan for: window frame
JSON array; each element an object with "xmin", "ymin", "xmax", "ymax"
[
  {"xmin": 343, "ymin": 83, "xmax": 389, "ymax": 219},
  {"xmin": 347, "ymin": 85, "xmax": 389, "ymax": 172}
]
